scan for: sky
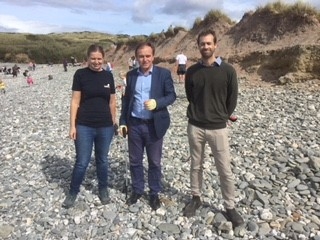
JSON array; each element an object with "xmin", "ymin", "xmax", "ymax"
[{"xmin": 0, "ymin": 0, "xmax": 319, "ymax": 36}]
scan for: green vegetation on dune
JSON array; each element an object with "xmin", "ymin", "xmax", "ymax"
[
  {"xmin": 256, "ymin": 0, "xmax": 320, "ymax": 18},
  {"xmin": 0, "ymin": 32, "xmax": 120, "ymax": 64}
]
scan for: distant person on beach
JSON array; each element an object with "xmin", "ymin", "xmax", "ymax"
[
  {"xmin": 183, "ymin": 29, "xmax": 244, "ymax": 228},
  {"xmin": 63, "ymin": 59, "xmax": 68, "ymax": 72},
  {"xmin": 28, "ymin": 62, "xmax": 33, "ymax": 71},
  {"xmin": 12, "ymin": 64, "xmax": 19, "ymax": 78},
  {"xmin": 117, "ymin": 71, "xmax": 126, "ymax": 97},
  {"xmin": 4, "ymin": 68, "xmax": 11, "ymax": 75},
  {"xmin": 132, "ymin": 56, "xmax": 139, "ymax": 69},
  {"xmin": 70, "ymin": 56, "xmax": 75, "ymax": 66},
  {"xmin": 128, "ymin": 56, "xmax": 138, "ymax": 70},
  {"xmin": 62, "ymin": 44, "xmax": 116, "ymax": 209},
  {"xmin": 26, "ymin": 74, "xmax": 34, "ymax": 86},
  {"xmin": 119, "ymin": 42, "xmax": 176, "ymax": 211},
  {"xmin": 128, "ymin": 56, "xmax": 134, "ymax": 70},
  {"xmin": 23, "ymin": 70, "xmax": 29, "ymax": 77},
  {"xmin": 0, "ymin": 79, "xmax": 6, "ymax": 94},
  {"xmin": 175, "ymin": 51, "xmax": 187, "ymax": 83},
  {"xmin": 105, "ymin": 61, "xmax": 113, "ymax": 73}
]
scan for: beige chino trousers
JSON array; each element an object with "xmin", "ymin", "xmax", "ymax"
[{"xmin": 187, "ymin": 123, "xmax": 235, "ymax": 209}]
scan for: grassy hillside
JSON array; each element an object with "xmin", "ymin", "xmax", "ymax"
[
  {"xmin": 0, "ymin": 32, "xmax": 125, "ymax": 64},
  {"xmin": 0, "ymin": 25, "xmax": 190, "ymax": 64}
]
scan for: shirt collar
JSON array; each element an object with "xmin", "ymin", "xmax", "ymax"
[
  {"xmin": 199, "ymin": 56, "xmax": 222, "ymax": 66},
  {"xmin": 137, "ymin": 66, "xmax": 153, "ymax": 75}
]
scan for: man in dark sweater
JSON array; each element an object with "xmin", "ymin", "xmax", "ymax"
[{"xmin": 183, "ymin": 29, "xmax": 244, "ymax": 228}]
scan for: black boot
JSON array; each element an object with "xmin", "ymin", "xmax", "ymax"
[
  {"xmin": 183, "ymin": 196, "xmax": 202, "ymax": 217},
  {"xmin": 62, "ymin": 193, "xmax": 77, "ymax": 209},
  {"xmin": 99, "ymin": 188, "xmax": 110, "ymax": 205},
  {"xmin": 149, "ymin": 194, "xmax": 160, "ymax": 211},
  {"xmin": 226, "ymin": 208, "xmax": 244, "ymax": 227},
  {"xmin": 126, "ymin": 192, "xmax": 142, "ymax": 205}
]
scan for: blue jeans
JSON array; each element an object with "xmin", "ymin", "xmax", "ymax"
[
  {"xmin": 128, "ymin": 120, "xmax": 163, "ymax": 196},
  {"xmin": 69, "ymin": 124, "xmax": 114, "ymax": 195}
]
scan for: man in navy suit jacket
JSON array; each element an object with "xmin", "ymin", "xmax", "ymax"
[{"xmin": 119, "ymin": 42, "xmax": 176, "ymax": 210}]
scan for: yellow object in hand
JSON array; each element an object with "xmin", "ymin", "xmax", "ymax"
[
  {"xmin": 119, "ymin": 125, "xmax": 127, "ymax": 138},
  {"xmin": 145, "ymin": 99, "xmax": 157, "ymax": 110}
]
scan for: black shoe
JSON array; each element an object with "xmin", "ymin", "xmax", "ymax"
[
  {"xmin": 62, "ymin": 193, "xmax": 77, "ymax": 209},
  {"xmin": 183, "ymin": 196, "xmax": 202, "ymax": 217},
  {"xmin": 149, "ymin": 195, "xmax": 160, "ymax": 211},
  {"xmin": 226, "ymin": 208, "xmax": 244, "ymax": 227},
  {"xmin": 99, "ymin": 189, "xmax": 110, "ymax": 205},
  {"xmin": 126, "ymin": 192, "xmax": 142, "ymax": 205}
]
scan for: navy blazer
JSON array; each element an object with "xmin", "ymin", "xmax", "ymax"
[{"xmin": 119, "ymin": 65, "xmax": 176, "ymax": 139}]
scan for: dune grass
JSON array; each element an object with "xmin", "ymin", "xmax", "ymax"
[
  {"xmin": 256, "ymin": 1, "xmax": 320, "ymax": 20},
  {"xmin": 0, "ymin": 32, "xmax": 119, "ymax": 64}
]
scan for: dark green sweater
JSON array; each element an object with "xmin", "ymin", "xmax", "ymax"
[{"xmin": 185, "ymin": 60, "xmax": 238, "ymax": 129}]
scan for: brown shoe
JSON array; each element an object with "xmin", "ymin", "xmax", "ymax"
[
  {"xmin": 183, "ymin": 196, "xmax": 202, "ymax": 217},
  {"xmin": 226, "ymin": 208, "xmax": 244, "ymax": 227}
]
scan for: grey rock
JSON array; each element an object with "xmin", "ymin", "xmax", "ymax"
[
  {"xmin": 309, "ymin": 157, "xmax": 320, "ymax": 170},
  {"xmin": 247, "ymin": 221, "xmax": 259, "ymax": 235},
  {"xmin": 213, "ymin": 212, "xmax": 227, "ymax": 223},
  {"xmin": 157, "ymin": 223, "xmax": 180, "ymax": 234},
  {"xmin": 258, "ymin": 222, "xmax": 271, "ymax": 236},
  {"xmin": 255, "ymin": 190, "xmax": 269, "ymax": 206},
  {"xmin": 296, "ymin": 184, "xmax": 309, "ymax": 191},
  {"xmin": 287, "ymin": 178, "xmax": 301, "ymax": 188},
  {"xmin": 291, "ymin": 222, "xmax": 307, "ymax": 234},
  {"xmin": 0, "ymin": 225, "xmax": 14, "ymax": 239}
]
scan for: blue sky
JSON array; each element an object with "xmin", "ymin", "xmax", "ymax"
[{"xmin": 0, "ymin": 0, "xmax": 319, "ymax": 36}]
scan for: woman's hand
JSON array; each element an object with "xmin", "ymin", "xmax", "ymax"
[{"xmin": 69, "ymin": 126, "xmax": 76, "ymax": 140}]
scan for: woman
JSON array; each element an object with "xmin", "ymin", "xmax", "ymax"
[{"xmin": 63, "ymin": 44, "xmax": 116, "ymax": 208}]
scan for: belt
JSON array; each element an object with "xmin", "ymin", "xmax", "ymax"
[{"xmin": 131, "ymin": 117, "xmax": 153, "ymax": 124}]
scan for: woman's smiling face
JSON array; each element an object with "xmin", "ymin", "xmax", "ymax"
[{"xmin": 88, "ymin": 51, "xmax": 104, "ymax": 72}]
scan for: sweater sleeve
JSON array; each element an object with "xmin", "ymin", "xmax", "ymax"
[{"xmin": 226, "ymin": 65, "xmax": 238, "ymax": 116}]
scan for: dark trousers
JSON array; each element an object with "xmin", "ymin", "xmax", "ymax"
[{"xmin": 128, "ymin": 119, "xmax": 163, "ymax": 196}]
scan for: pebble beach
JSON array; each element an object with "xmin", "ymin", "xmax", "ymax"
[{"xmin": 1, "ymin": 64, "xmax": 320, "ymax": 240}]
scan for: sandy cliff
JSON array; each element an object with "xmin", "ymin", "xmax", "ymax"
[{"xmin": 105, "ymin": 8, "xmax": 320, "ymax": 87}]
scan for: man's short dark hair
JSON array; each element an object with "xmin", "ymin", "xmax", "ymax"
[
  {"xmin": 197, "ymin": 29, "xmax": 217, "ymax": 45},
  {"xmin": 135, "ymin": 42, "xmax": 155, "ymax": 56}
]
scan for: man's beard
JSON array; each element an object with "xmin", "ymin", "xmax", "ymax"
[{"xmin": 200, "ymin": 49, "xmax": 214, "ymax": 59}]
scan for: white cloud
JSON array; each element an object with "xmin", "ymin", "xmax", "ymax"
[
  {"xmin": 0, "ymin": 14, "xmax": 88, "ymax": 34},
  {"xmin": 131, "ymin": 0, "xmax": 154, "ymax": 23},
  {"xmin": 0, "ymin": 15, "xmax": 45, "ymax": 33}
]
